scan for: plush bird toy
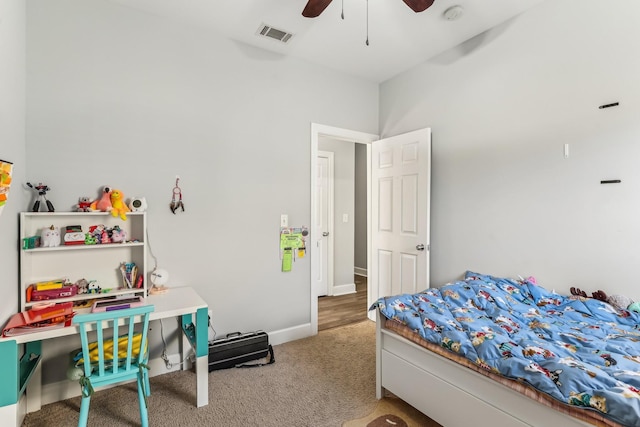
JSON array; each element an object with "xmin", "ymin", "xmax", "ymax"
[
  {"xmin": 89, "ymin": 186, "xmax": 112, "ymax": 212},
  {"xmin": 110, "ymin": 189, "xmax": 130, "ymax": 220}
]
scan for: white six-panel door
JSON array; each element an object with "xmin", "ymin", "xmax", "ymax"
[
  {"xmin": 369, "ymin": 128, "xmax": 431, "ymax": 317},
  {"xmin": 315, "ymin": 152, "xmax": 333, "ymax": 297}
]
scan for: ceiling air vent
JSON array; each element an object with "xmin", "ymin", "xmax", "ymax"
[{"xmin": 257, "ymin": 24, "xmax": 293, "ymax": 43}]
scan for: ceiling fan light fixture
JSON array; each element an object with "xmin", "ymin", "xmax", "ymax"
[{"xmin": 443, "ymin": 5, "xmax": 464, "ymax": 21}]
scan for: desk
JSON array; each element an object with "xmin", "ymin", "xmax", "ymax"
[{"xmin": 0, "ymin": 286, "xmax": 209, "ymax": 426}]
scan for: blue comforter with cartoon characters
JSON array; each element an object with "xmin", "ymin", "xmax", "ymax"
[{"xmin": 371, "ymin": 271, "xmax": 640, "ymax": 426}]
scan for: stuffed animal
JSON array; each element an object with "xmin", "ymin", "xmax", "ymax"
[
  {"xmin": 111, "ymin": 225, "xmax": 127, "ymax": 243},
  {"xmin": 607, "ymin": 294, "xmax": 634, "ymax": 311},
  {"xmin": 76, "ymin": 196, "xmax": 92, "ymax": 212},
  {"xmin": 110, "ymin": 189, "xmax": 130, "ymax": 220},
  {"xmin": 87, "ymin": 281, "xmax": 101, "ymax": 294},
  {"xmin": 629, "ymin": 302, "xmax": 640, "ymax": 313},
  {"xmin": 89, "ymin": 186, "xmax": 112, "ymax": 212},
  {"xmin": 41, "ymin": 225, "xmax": 61, "ymax": 247},
  {"xmin": 75, "ymin": 279, "xmax": 89, "ymax": 295}
]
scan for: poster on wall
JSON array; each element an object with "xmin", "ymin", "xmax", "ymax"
[{"xmin": 0, "ymin": 159, "xmax": 13, "ymax": 217}]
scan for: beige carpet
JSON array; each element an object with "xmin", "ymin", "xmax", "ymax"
[
  {"xmin": 342, "ymin": 397, "xmax": 441, "ymax": 427},
  {"xmin": 21, "ymin": 319, "xmax": 435, "ymax": 427}
]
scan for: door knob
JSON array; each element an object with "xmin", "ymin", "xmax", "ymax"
[
  {"xmin": 322, "ymin": 232, "xmax": 330, "ymax": 237},
  {"xmin": 416, "ymin": 244, "xmax": 425, "ymax": 251}
]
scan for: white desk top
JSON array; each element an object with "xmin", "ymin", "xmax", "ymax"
[{"xmin": 1, "ymin": 286, "xmax": 207, "ymax": 344}]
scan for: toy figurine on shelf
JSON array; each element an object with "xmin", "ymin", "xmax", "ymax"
[
  {"xmin": 87, "ymin": 281, "xmax": 101, "ymax": 294},
  {"xmin": 26, "ymin": 182, "xmax": 55, "ymax": 212},
  {"xmin": 84, "ymin": 233, "xmax": 97, "ymax": 245},
  {"xmin": 75, "ymin": 279, "xmax": 90, "ymax": 295},
  {"xmin": 111, "ymin": 225, "xmax": 127, "ymax": 243},
  {"xmin": 89, "ymin": 186, "xmax": 112, "ymax": 212},
  {"xmin": 110, "ymin": 189, "xmax": 130, "ymax": 220},
  {"xmin": 40, "ymin": 225, "xmax": 61, "ymax": 247},
  {"xmin": 100, "ymin": 229, "xmax": 111, "ymax": 244},
  {"xmin": 75, "ymin": 197, "xmax": 92, "ymax": 212}
]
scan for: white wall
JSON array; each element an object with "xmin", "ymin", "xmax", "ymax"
[
  {"xmin": 318, "ymin": 136, "xmax": 355, "ymax": 291},
  {"xmin": 0, "ymin": 0, "xmax": 26, "ymax": 326},
  {"xmin": 25, "ymin": 0, "xmax": 378, "ymax": 386},
  {"xmin": 380, "ymin": 0, "xmax": 640, "ymax": 297}
]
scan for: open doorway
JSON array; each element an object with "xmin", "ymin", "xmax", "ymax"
[
  {"xmin": 310, "ymin": 124, "xmax": 378, "ymax": 335},
  {"xmin": 316, "ymin": 140, "xmax": 368, "ymax": 331}
]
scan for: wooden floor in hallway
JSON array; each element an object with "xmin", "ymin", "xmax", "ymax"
[{"xmin": 318, "ymin": 275, "xmax": 368, "ymax": 331}]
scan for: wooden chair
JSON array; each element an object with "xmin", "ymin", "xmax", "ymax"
[{"xmin": 72, "ymin": 304, "xmax": 154, "ymax": 427}]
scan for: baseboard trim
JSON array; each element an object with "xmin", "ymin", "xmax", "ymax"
[
  {"xmin": 354, "ymin": 267, "xmax": 367, "ymax": 277},
  {"xmin": 267, "ymin": 323, "xmax": 313, "ymax": 346},
  {"xmin": 332, "ymin": 283, "xmax": 356, "ymax": 296}
]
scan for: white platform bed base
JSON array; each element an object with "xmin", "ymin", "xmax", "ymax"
[{"xmin": 375, "ymin": 309, "xmax": 595, "ymax": 427}]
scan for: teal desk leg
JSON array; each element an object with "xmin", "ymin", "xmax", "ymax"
[
  {"xmin": 195, "ymin": 307, "xmax": 208, "ymax": 358},
  {"xmin": 180, "ymin": 307, "xmax": 209, "ymax": 407},
  {"xmin": 0, "ymin": 339, "xmax": 42, "ymax": 425},
  {"xmin": 0, "ymin": 339, "xmax": 19, "ymax": 411}
]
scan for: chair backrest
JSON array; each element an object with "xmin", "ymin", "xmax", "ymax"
[{"xmin": 72, "ymin": 304, "xmax": 154, "ymax": 379}]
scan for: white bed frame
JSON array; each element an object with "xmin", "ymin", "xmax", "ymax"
[{"xmin": 375, "ymin": 309, "xmax": 595, "ymax": 427}]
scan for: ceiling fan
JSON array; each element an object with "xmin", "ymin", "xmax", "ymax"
[{"xmin": 302, "ymin": 0, "xmax": 435, "ymax": 18}]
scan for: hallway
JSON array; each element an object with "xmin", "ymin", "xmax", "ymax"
[{"xmin": 318, "ymin": 275, "xmax": 368, "ymax": 331}]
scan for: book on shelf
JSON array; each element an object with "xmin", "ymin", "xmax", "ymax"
[{"xmin": 33, "ymin": 279, "xmax": 67, "ymax": 291}]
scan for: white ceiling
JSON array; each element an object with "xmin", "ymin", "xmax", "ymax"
[{"xmin": 107, "ymin": 0, "xmax": 546, "ymax": 83}]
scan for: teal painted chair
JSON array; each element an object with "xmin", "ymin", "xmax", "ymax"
[{"xmin": 72, "ymin": 304, "xmax": 154, "ymax": 427}]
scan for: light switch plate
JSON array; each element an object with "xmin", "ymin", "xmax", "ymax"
[
  {"xmin": 281, "ymin": 214, "xmax": 288, "ymax": 227},
  {"xmin": 343, "ymin": 214, "xmax": 349, "ymax": 223}
]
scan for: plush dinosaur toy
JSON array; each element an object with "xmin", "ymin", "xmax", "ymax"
[
  {"xmin": 110, "ymin": 189, "xmax": 130, "ymax": 220},
  {"xmin": 89, "ymin": 186, "xmax": 112, "ymax": 212}
]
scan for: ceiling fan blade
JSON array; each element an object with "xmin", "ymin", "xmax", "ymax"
[
  {"xmin": 402, "ymin": 0, "xmax": 435, "ymax": 13},
  {"xmin": 302, "ymin": 0, "xmax": 334, "ymax": 18}
]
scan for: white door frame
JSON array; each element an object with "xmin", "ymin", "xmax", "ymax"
[{"xmin": 310, "ymin": 123, "xmax": 378, "ymax": 335}]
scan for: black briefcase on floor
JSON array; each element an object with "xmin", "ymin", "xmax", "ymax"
[{"xmin": 208, "ymin": 330, "xmax": 274, "ymax": 371}]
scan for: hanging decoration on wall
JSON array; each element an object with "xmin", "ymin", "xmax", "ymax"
[
  {"xmin": 170, "ymin": 176, "xmax": 185, "ymax": 214},
  {"xmin": 0, "ymin": 159, "xmax": 13, "ymax": 217}
]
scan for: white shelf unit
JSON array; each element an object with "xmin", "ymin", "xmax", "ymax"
[{"xmin": 19, "ymin": 211, "xmax": 147, "ymax": 311}]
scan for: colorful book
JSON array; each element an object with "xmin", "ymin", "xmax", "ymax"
[
  {"xmin": 2, "ymin": 320, "xmax": 69, "ymax": 337},
  {"xmin": 2, "ymin": 302, "xmax": 74, "ymax": 337},
  {"xmin": 23, "ymin": 302, "xmax": 73, "ymax": 323},
  {"xmin": 30, "ymin": 284, "xmax": 78, "ymax": 301},
  {"xmin": 34, "ymin": 279, "xmax": 66, "ymax": 291}
]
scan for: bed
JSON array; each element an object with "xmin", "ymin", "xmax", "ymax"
[{"xmin": 371, "ymin": 271, "xmax": 640, "ymax": 427}]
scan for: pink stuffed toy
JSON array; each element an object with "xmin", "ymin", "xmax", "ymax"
[{"xmin": 89, "ymin": 186, "xmax": 112, "ymax": 212}]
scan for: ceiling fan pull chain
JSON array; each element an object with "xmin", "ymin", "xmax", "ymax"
[{"xmin": 365, "ymin": 0, "xmax": 369, "ymax": 46}]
